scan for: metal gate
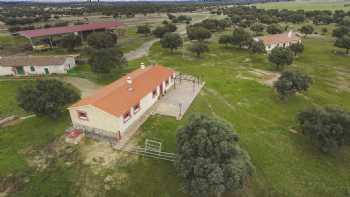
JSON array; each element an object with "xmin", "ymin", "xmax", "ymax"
[{"xmin": 119, "ymin": 139, "xmax": 176, "ymax": 162}]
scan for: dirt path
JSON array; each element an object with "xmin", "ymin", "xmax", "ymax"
[
  {"xmin": 124, "ymin": 39, "xmax": 159, "ymax": 61},
  {"xmin": 124, "ymin": 16, "xmax": 209, "ymax": 61},
  {"xmin": 60, "ymin": 76, "xmax": 102, "ymax": 98}
]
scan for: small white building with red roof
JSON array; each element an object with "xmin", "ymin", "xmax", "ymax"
[
  {"xmin": 254, "ymin": 31, "xmax": 302, "ymax": 52},
  {"xmin": 68, "ymin": 64, "xmax": 176, "ymax": 141}
]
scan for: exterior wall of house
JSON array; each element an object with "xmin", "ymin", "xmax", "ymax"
[
  {"xmin": 0, "ymin": 57, "xmax": 76, "ymax": 76},
  {"xmin": 69, "ymin": 105, "xmax": 121, "ymax": 134},
  {"xmin": 69, "ymin": 72, "xmax": 176, "ymax": 137},
  {"xmin": 119, "ymin": 73, "xmax": 176, "ymax": 133},
  {"xmin": 0, "ymin": 66, "xmax": 14, "ymax": 76},
  {"xmin": 23, "ymin": 64, "xmax": 66, "ymax": 75},
  {"xmin": 119, "ymin": 90, "xmax": 158, "ymax": 133},
  {"xmin": 265, "ymin": 40, "xmax": 302, "ymax": 52}
]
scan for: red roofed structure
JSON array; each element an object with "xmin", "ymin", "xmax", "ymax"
[
  {"xmin": 17, "ymin": 21, "xmax": 123, "ymax": 38},
  {"xmin": 254, "ymin": 31, "xmax": 302, "ymax": 52},
  {"xmin": 68, "ymin": 64, "xmax": 176, "ymax": 139}
]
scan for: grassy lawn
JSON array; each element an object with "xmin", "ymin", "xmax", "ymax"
[
  {"xmin": 117, "ymin": 26, "xmax": 154, "ymax": 54},
  {"xmin": 0, "ymin": 35, "xmax": 29, "ymax": 55},
  {"xmin": 67, "ymin": 63, "xmax": 140, "ymax": 85},
  {"xmin": 253, "ymin": 1, "xmax": 350, "ymax": 11},
  {"xmin": 0, "ymin": 35, "xmax": 28, "ymax": 46},
  {"xmin": 0, "ymin": 80, "xmax": 33, "ymax": 117},
  {"xmin": 113, "ymin": 32, "xmax": 350, "ymax": 196},
  {"xmin": 1, "ymin": 16, "xmax": 350, "ymax": 197},
  {"xmin": 0, "ymin": 115, "xmax": 70, "ymax": 175}
]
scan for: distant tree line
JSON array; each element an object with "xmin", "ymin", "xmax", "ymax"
[
  {"xmin": 223, "ymin": 6, "xmax": 350, "ymax": 27},
  {"xmin": 7, "ymin": 21, "xmax": 69, "ymax": 33}
]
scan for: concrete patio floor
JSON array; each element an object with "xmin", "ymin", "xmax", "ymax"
[{"xmin": 154, "ymin": 79, "xmax": 204, "ymax": 120}]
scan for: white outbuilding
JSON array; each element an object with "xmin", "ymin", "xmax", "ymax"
[
  {"xmin": 254, "ymin": 31, "xmax": 302, "ymax": 52},
  {"xmin": 0, "ymin": 55, "xmax": 76, "ymax": 76}
]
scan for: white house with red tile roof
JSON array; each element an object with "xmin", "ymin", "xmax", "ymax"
[
  {"xmin": 0, "ymin": 55, "xmax": 76, "ymax": 76},
  {"xmin": 254, "ymin": 31, "xmax": 302, "ymax": 52},
  {"xmin": 68, "ymin": 64, "xmax": 176, "ymax": 140}
]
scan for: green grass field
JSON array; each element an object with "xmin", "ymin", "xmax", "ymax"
[
  {"xmin": 253, "ymin": 1, "xmax": 350, "ymax": 11},
  {"xmin": 0, "ymin": 80, "xmax": 33, "ymax": 117},
  {"xmin": 117, "ymin": 26, "xmax": 154, "ymax": 53},
  {"xmin": 108, "ymin": 33, "xmax": 350, "ymax": 196},
  {"xmin": 1, "ymin": 18, "xmax": 350, "ymax": 197}
]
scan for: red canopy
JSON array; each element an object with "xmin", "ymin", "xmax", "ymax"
[{"xmin": 18, "ymin": 21, "xmax": 123, "ymax": 38}]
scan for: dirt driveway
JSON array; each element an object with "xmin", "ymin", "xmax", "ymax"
[
  {"xmin": 124, "ymin": 39, "xmax": 159, "ymax": 61},
  {"xmin": 60, "ymin": 76, "xmax": 102, "ymax": 98}
]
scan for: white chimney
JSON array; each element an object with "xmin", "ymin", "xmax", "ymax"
[
  {"xmin": 288, "ymin": 30, "xmax": 293, "ymax": 38},
  {"xmin": 126, "ymin": 76, "xmax": 133, "ymax": 91},
  {"xmin": 140, "ymin": 62, "xmax": 145, "ymax": 69}
]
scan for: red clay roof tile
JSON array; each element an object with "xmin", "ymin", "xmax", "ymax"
[
  {"xmin": 70, "ymin": 65, "xmax": 175, "ymax": 117},
  {"xmin": 18, "ymin": 21, "xmax": 123, "ymax": 38}
]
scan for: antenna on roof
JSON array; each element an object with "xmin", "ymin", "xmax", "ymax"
[{"xmin": 127, "ymin": 76, "xmax": 133, "ymax": 92}]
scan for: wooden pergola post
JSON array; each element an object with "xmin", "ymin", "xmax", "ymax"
[
  {"xmin": 29, "ymin": 37, "xmax": 34, "ymax": 49},
  {"xmin": 48, "ymin": 36, "xmax": 53, "ymax": 48}
]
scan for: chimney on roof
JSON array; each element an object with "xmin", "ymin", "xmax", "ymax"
[
  {"xmin": 127, "ymin": 76, "xmax": 133, "ymax": 91},
  {"xmin": 288, "ymin": 30, "xmax": 293, "ymax": 38},
  {"xmin": 140, "ymin": 62, "xmax": 145, "ymax": 69}
]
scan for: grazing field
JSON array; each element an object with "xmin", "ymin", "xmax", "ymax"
[
  {"xmin": 1, "ymin": 12, "xmax": 350, "ymax": 197},
  {"xmin": 117, "ymin": 26, "xmax": 154, "ymax": 53},
  {"xmin": 116, "ymin": 34, "xmax": 350, "ymax": 196},
  {"xmin": 0, "ymin": 80, "xmax": 32, "ymax": 117},
  {"xmin": 254, "ymin": 1, "xmax": 350, "ymax": 11},
  {"xmin": 64, "ymin": 34, "xmax": 350, "ymax": 197}
]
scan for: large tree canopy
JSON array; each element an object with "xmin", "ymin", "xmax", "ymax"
[
  {"xmin": 17, "ymin": 79, "xmax": 80, "ymax": 119},
  {"xmin": 231, "ymin": 28, "xmax": 252, "ymax": 48},
  {"xmin": 152, "ymin": 23, "xmax": 177, "ymax": 38},
  {"xmin": 160, "ymin": 32, "xmax": 183, "ymax": 52},
  {"xmin": 250, "ymin": 40, "xmax": 266, "ymax": 53},
  {"xmin": 266, "ymin": 24, "xmax": 283, "ymax": 34},
  {"xmin": 187, "ymin": 26, "xmax": 212, "ymax": 41},
  {"xmin": 268, "ymin": 47, "xmax": 294, "ymax": 70},
  {"xmin": 300, "ymin": 25, "xmax": 314, "ymax": 37},
  {"xmin": 250, "ymin": 23, "xmax": 265, "ymax": 35},
  {"xmin": 289, "ymin": 42, "xmax": 305, "ymax": 56},
  {"xmin": 87, "ymin": 31, "xmax": 117, "ymax": 49},
  {"xmin": 89, "ymin": 48, "xmax": 125, "ymax": 73},
  {"xmin": 298, "ymin": 107, "xmax": 350, "ymax": 153},
  {"xmin": 188, "ymin": 42, "xmax": 209, "ymax": 57},
  {"xmin": 274, "ymin": 70, "xmax": 312, "ymax": 100},
  {"xmin": 334, "ymin": 34, "xmax": 350, "ymax": 54},
  {"xmin": 60, "ymin": 34, "xmax": 82, "ymax": 51},
  {"xmin": 176, "ymin": 114, "xmax": 254, "ymax": 197},
  {"xmin": 136, "ymin": 24, "xmax": 151, "ymax": 36}
]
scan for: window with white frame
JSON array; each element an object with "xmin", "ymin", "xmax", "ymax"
[
  {"xmin": 133, "ymin": 103, "xmax": 140, "ymax": 114},
  {"xmin": 152, "ymin": 89, "xmax": 157, "ymax": 98},
  {"xmin": 78, "ymin": 111, "xmax": 88, "ymax": 121},
  {"xmin": 123, "ymin": 110, "xmax": 131, "ymax": 122}
]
